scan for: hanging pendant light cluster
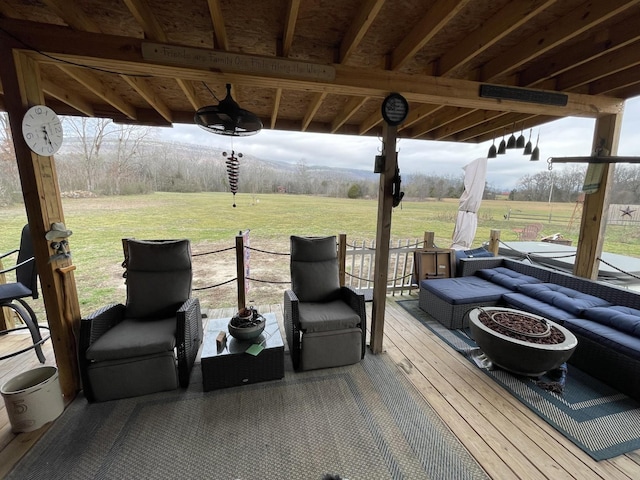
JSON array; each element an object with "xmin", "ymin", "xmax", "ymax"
[
  {"xmin": 223, "ymin": 150, "xmax": 243, "ymax": 207},
  {"xmin": 488, "ymin": 123, "xmax": 540, "ymax": 161},
  {"xmin": 195, "ymin": 84, "xmax": 262, "ymax": 136}
]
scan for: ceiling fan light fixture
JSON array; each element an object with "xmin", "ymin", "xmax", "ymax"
[{"xmin": 194, "ymin": 84, "xmax": 262, "ymax": 136}]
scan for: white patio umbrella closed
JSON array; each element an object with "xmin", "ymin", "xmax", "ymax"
[{"xmin": 451, "ymin": 157, "xmax": 488, "ymax": 250}]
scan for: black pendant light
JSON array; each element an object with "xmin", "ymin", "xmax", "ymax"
[
  {"xmin": 487, "ymin": 137, "xmax": 497, "ymax": 158},
  {"xmin": 497, "ymin": 129, "xmax": 507, "ymax": 155},
  {"xmin": 516, "ymin": 124, "xmax": 526, "ymax": 149},
  {"xmin": 195, "ymin": 84, "xmax": 262, "ymax": 136},
  {"xmin": 523, "ymin": 129, "xmax": 533, "ymax": 155},
  {"xmin": 530, "ymin": 131, "xmax": 540, "ymax": 161},
  {"xmin": 506, "ymin": 122, "xmax": 517, "ymax": 149}
]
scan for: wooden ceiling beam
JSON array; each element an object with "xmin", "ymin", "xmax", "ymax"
[
  {"xmin": 42, "ymin": 78, "xmax": 94, "ymax": 117},
  {"xmin": 481, "ymin": 0, "xmax": 639, "ymax": 81},
  {"xmin": 175, "ymin": 78, "xmax": 201, "ymax": 111},
  {"xmin": 121, "ymin": 74, "xmax": 172, "ymax": 122},
  {"xmin": 57, "ymin": 65, "xmax": 137, "ymax": 119},
  {"xmin": 429, "ymin": 109, "xmax": 502, "ymax": 141},
  {"xmin": 589, "ymin": 64, "xmax": 640, "ymax": 96},
  {"xmin": 358, "ymin": 109, "xmax": 382, "ymax": 135},
  {"xmin": 557, "ymin": 43, "xmax": 640, "ymax": 91},
  {"xmin": 518, "ymin": 12, "xmax": 640, "ymax": 88},
  {"xmin": 271, "ymin": 88, "xmax": 282, "ymax": 129},
  {"xmin": 340, "ymin": 0, "xmax": 385, "ymax": 63},
  {"xmin": 408, "ymin": 106, "xmax": 474, "ymax": 138},
  {"xmin": 42, "ymin": 0, "xmax": 101, "ymax": 33},
  {"xmin": 470, "ymin": 115, "xmax": 558, "ymax": 145},
  {"xmin": 123, "ymin": 0, "xmax": 168, "ymax": 42},
  {"xmin": 302, "ymin": 92, "xmax": 326, "ymax": 131},
  {"xmin": 331, "ymin": 96, "xmax": 368, "ymax": 133},
  {"xmin": 207, "ymin": 0, "xmax": 229, "ymax": 51},
  {"xmin": 282, "ymin": 0, "xmax": 300, "ymax": 57},
  {"xmin": 398, "ymin": 104, "xmax": 443, "ymax": 130},
  {"xmin": 390, "ymin": 0, "xmax": 470, "ymax": 71},
  {"xmin": 438, "ymin": 0, "xmax": 557, "ymax": 76}
]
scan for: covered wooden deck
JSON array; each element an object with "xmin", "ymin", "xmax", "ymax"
[{"xmin": 1, "ymin": 296, "xmax": 638, "ymax": 479}]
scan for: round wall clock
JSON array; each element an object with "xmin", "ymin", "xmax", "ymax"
[
  {"xmin": 381, "ymin": 93, "xmax": 409, "ymax": 126},
  {"xmin": 22, "ymin": 105, "xmax": 63, "ymax": 156}
]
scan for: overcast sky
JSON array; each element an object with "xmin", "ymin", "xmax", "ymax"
[{"xmin": 161, "ymin": 96, "xmax": 640, "ymax": 191}]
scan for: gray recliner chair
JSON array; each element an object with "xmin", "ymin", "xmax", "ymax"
[
  {"xmin": 284, "ymin": 235, "xmax": 366, "ymax": 371},
  {"xmin": 79, "ymin": 239, "xmax": 203, "ymax": 402}
]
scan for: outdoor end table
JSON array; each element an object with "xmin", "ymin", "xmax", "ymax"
[{"xmin": 201, "ymin": 312, "xmax": 284, "ymax": 391}]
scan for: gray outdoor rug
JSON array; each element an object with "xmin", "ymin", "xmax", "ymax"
[
  {"xmin": 8, "ymin": 352, "xmax": 488, "ymax": 480},
  {"xmin": 398, "ymin": 299, "xmax": 640, "ymax": 461}
]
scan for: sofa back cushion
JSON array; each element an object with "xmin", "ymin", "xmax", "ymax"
[
  {"xmin": 582, "ymin": 306, "xmax": 640, "ymax": 338},
  {"xmin": 477, "ymin": 267, "xmax": 541, "ymax": 290},
  {"xmin": 290, "ymin": 236, "xmax": 340, "ymax": 302},
  {"xmin": 517, "ymin": 283, "xmax": 611, "ymax": 315}
]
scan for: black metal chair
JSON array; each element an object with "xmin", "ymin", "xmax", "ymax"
[
  {"xmin": 0, "ymin": 224, "xmax": 48, "ymax": 363},
  {"xmin": 79, "ymin": 239, "xmax": 203, "ymax": 402},
  {"xmin": 284, "ymin": 235, "xmax": 366, "ymax": 371}
]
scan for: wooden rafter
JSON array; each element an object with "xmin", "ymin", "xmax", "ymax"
[
  {"xmin": 207, "ymin": 0, "xmax": 229, "ymax": 51},
  {"xmin": 331, "ymin": 96, "xmax": 368, "ymax": 133},
  {"xmin": 302, "ymin": 92, "xmax": 326, "ymax": 131},
  {"xmin": 121, "ymin": 74, "xmax": 172, "ymax": 123},
  {"xmin": 282, "ymin": 0, "xmax": 300, "ymax": 57},
  {"xmin": 42, "ymin": 78, "xmax": 94, "ymax": 117},
  {"xmin": 270, "ymin": 87, "xmax": 281, "ymax": 129},
  {"xmin": 340, "ymin": 0, "xmax": 385, "ymax": 63},
  {"xmin": 42, "ymin": 0, "xmax": 101, "ymax": 33}
]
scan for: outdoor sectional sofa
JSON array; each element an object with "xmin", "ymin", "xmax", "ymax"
[{"xmin": 418, "ymin": 257, "xmax": 640, "ymax": 401}]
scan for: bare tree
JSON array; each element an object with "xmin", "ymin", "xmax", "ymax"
[{"xmin": 63, "ymin": 117, "xmax": 111, "ymax": 192}]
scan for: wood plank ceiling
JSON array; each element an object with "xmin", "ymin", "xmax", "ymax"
[{"xmin": 1, "ymin": 0, "xmax": 639, "ymax": 144}]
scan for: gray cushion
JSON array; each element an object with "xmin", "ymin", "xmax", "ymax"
[
  {"xmin": 290, "ymin": 236, "xmax": 340, "ymax": 302},
  {"xmin": 298, "ymin": 300, "xmax": 361, "ymax": 333},
  {"xmin": 86, "ymin": 317, "xmax": 176, "ymax": 361},
  {"xmin": 125, "ymin": 239, "xmax": 192, "ymax": 319},
  {"xmin": 420, "ymin": 276, "xmax": 511, "ymax": 305}
]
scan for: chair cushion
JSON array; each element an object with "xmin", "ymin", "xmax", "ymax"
[
  {"xmin": 420, "ymin": 276, "xmax": 511, "ymax": 305},
  {"xmin": 86, "ymin": 317, "xmax": 176, "ymax": 361},
  {"xmin": 502, "ymin": 292, "xmax": 579, "ymax": 324},
  {"xmin": 298, "ymin": 300, "xmax": 361, "ymax": 333},
  {"xmin": 581, "ymin": 306, "xmax": 640, "ymax": 338},
  {"xmin": 563, "ymin": 318, "xmax": 640, "ymax": 361},
  {"xmin": 290, "ymin": 236, "xmax": 340, "ymax": 302},
  {"xmin": 0, "ymin": 282, "xmax": 33, "ymax": 302},
  {"xmin": 125, "ymin": 239, "xmax": 192, "ymax": 319},
  {"xmin": 476, "ymin": 267, "xmax": 541, "ymax": 290},
  {"xmin": 516, "ymin": 283, "xmax": 611, "ymax": 315}
]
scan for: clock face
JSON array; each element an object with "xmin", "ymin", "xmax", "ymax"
[
  {"xmin": 22, "ymin": 105, "xmax": 63, "ymax": 156},
  {"xmin": 381, "ymin": 93, "xmax": 409, "ymax": 126}
]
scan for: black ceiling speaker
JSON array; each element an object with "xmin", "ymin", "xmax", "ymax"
[{"xmin": 194, "ymin": 84, "xmax": 262, "ymax": 136}]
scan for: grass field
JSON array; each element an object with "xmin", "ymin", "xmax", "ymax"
[{"xmin": 1, "ymin": 192, "xmax": 639, "ymax": 316}]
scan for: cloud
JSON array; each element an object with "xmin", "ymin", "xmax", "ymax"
[{"xmin": 163, "ymin": 96, "xmax": 640, "ymax": 191}]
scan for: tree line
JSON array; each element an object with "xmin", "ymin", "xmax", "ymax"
[{"xmin": 2, "ymin": 115, "xmax": 640, "ymax": 206}]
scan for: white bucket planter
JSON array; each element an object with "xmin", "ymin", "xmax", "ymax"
[{"xmin": 1, "ymin": 366, "xmax": 64, "ymax": 433}]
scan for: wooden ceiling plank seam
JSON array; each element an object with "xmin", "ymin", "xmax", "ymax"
[
  {"xmin": 175, "ymin": 78, "xmax": 201, "ymax": 111},
  {"xmin": 120, "ymin": 74, "xmax": 172, "ymax": 122},
  {"xmin": 438, "ymin": 0, "xmax": 558, "ymax": 76},
  {"xmin": 57, "ymin": 65, "xmax": 137, "ymax": 120},
  {"xmin": 207, "ymin": 0, "xmax": 229, "ymax": 51},
  {"xmin": 481, "ymin": 0, "xmax": 640, "ymax": 82},
  {"xmin": 42, "ymin": 78, "xmax": 94, "ymax": 116},
  {"xmin": 557, "ymin": 42, "xmax": 640, "ymax": 91},
  {"xmin": 331, "ymin": 95, "xmax": 368, "ymax": 133},
  {"xmin": 339, "ymin": 0, "xmax": 386, "ymax": 63},
  {"xmin": 391, "ymin": 0, "xmax": 471, "ymax": 71},
  {"xmin": 408, "ymin": 106, "xmax": 475, "ymax": 138},
  {"xmin": 122, "ymin": 0, "xmax": 168, "ymax": 42},
  {"xmin": 271, "ymin": 87, "xmax": 282, "ymax": 129},
  {"xmin": 518, "ymin": 12, "xmax": 640, "ymax": 88},
  {"xmin": 42, "ymin": 0, "xmax": 102, "ymax": 33},
  {"xmin": 302, "ymin": 91, "xmax": 326, "ymax": 131},
  {"xmin": 282, "ymin": 0, "xmax": 300, "ymax": 57}
]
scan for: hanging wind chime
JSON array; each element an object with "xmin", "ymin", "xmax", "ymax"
[{"xmin": 223, "ymin": 150, "xmax": 243, "ymax": 207}]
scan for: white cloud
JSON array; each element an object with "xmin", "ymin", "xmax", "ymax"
[{"xmin": 162, "ymin": 96, "xmax": 640, "ymax": 191}]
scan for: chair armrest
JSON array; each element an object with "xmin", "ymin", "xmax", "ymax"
[
  {"xmin": 340, "ymin": 286, "xmax": 367, "ymax": 358},
  {"xmin": 458, "ymin": 257, "xmax": 504, "ymax": 277},
  {"xmin": 284, "ymin": 289, "xmax": 301, "ymax": 369},
  {"xmin": 176, "ymin": 297, "xmax": 203, "ymax": 388},
  {"xmin": 0, "ymin": 256, "xmax": 33, "ymax": 275},
  {"xmin": 79, "ymin": 303, "xmax": 125, "ymax": 402}
]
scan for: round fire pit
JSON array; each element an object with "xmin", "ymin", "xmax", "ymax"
[{"xmin": 468, "ymin": 307, "xmax": 578, "ymax": 376}]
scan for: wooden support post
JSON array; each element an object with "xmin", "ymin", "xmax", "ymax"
[
  {"xmin": 0, "ymin": 47, "xmax": 81, "ymax": 399},
  {"xmin": 235, "ymin": 234, "xmax": 246, "ymax": 310},
  {"xmin": 338, "ymin": 233, "xmax": 346, "ymax": 287},
  {"xmin": 488, "ymin": 229, "xmax": 500, "ymax": 256},
  {"xmin": 574, "ymin": 113, "xmax": 622, "ymax": 279},
  {"xmin": 370, "ymin": 123, "xmax": 398, "ymax": 354},
  {"xmin": 424, "ymin": 231, "xmax": 435, "ymax": 249}
]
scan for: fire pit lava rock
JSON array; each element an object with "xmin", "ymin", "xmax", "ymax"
[{"xmin": 468, "ymin": 307, "xmax": 578, "ymax": 376}]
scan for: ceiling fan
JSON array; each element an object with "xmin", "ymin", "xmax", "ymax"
[{"xmin": 194, "ymin": 84, "xmax": 262, "ymax": 136}]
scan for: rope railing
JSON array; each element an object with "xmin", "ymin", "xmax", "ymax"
[
  {"xmin": 192, "ymin": 246, "xmax": 235, "ymax": 256},
  {"xmin": 193, "ymin": 277, "xmax": 237, "ymax": 291},
  {"xmin": 345, "ymin": 271, "xmax": 413, "ymax": 283},
  {"xmin": 246, "ymin": 277, "xmax": 291, "ymax": 284},
  {"xmin": 245, "ymin": 246, "xmax": 289, "ymax": 256},
  {"xmin": 597, "ymin": 257, "xmax": 640, "ymax": 281}
]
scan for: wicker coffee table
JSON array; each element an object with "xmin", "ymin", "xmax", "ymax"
[{"xmin": 200, "ymin": 312, "xmax": 284, "ymax": 391}]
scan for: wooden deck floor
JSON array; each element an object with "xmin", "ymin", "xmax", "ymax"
[{"xmin": 1, "ymin": 296, "xmax": 639, "ymax": 479}]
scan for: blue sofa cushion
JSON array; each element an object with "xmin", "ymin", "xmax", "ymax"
[
  {"xmin": 502, "ymin": 293, "xmax": 578, "ymax": 324},
  {"xmin": 582, "ymin": 306, "xmax": 640, "ymax": 338},
  {"xmin": 563, "ymin": 318, "xmax": 640, "ymax": 361},
  {"xmin": 476, "ymin": 267, "xmax": 541, "ymax": 290},
  {"xmin": 420, "ymin": 276, "xmax": 511, "ymax": 305},
  {"xmin": 516, "ymin": 283, "xmax": 611, "ymax": 315}
]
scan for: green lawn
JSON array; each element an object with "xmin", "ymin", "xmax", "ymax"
[{"xmin": 1, "ymin": 192, "xmax": 638, "ymax": 315}]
